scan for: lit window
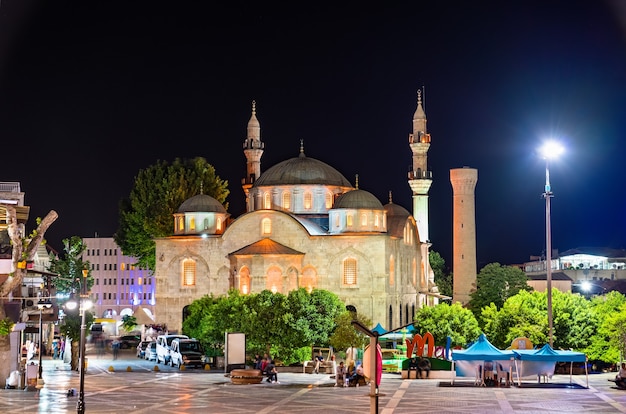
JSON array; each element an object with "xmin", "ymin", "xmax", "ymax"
[
  {"xmin": 361, "ymin": 213, "xmax": 367, "ymax": 226},
  {"xmin": 325, "ymin": 192, "xmax": 333, "ymax": 209},
  {"xmin": 347, "ymin": 214, "xmax": 353, "ymax": 226},
  {"xmin": 304, "ymin": 192, "xmax": 312, "ymax": 209},
  {"xmin": 389, "ymin": 256, "xmax": 395, "ymax": 286},
  {"xmin": 266, "ymin": 266, "xmax": 282, "ymax": 293},
  {"xmin": 138, "ymin": 277, "xmax": 142, "ymax": 285},
  {"xmin": 239, "ymin": 267, "xmax": 250, "ymax": 294},
  {"xmin": 178, "ymin": 216, "xmax": 184, "ymax": 231},
  {"xmin": 217, "ymin": 217, "xmax": 222, "ymax": 231},
  {"xmin": 262, "ymin": 218, "xmax": 271, "ymax": 235},
  {"xmin": 374, "ymin": 215, "xmax": 379, "ymax": 228},
  {"xmin": 334, "ymin": 214, "xmax": 339, "ymax": 228},
  {"xmin": 343, "ymin": 258, "xmax": 357, "ymax": 285},
  {"xmin": 282, "ymin": 192, "xmax": 291, "ymax": 209},
  {"xmin": 190, "ymin": 217, "xmax": 196, "ymax": 231},
  {"xmin": 264, "ymin": 192, "xmax": 271, "ymax": 209},
  {"xmin": 182, "ymin": 259, "xmax": 196, "ymax": 287},
  {"xmin": 204, "ymin": 218, "xmax": 209, "ymax": 230}
]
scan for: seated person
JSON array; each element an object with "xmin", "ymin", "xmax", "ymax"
[
  {"xmin": 265, "ymin": 359, "xmax": 278, "ymax": 383},
  {"xmin": 483, "ymin": 361, "xmax": 495, "ymax": 386},
  {"xmin": 417, "ymin": 357, "xmax": 431, "ymax": 379},
  {"xmin": 615, "ymin": 363, "xmax": 626, "ymax": 389},
  {"xmin": 335, "ymin": 361, "xmax": 347, "ymax": 387},
  {"xmin": 313, "ymin": 352, "xmax": 324, "ymax": 374},
  {"xmin": 349, "ymin": 363, "xmax": 366, "ymax": 386}
]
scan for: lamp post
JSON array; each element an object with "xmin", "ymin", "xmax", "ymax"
[
  {"xmin": 540, "ymin": 141, "xmax": 563, "ymax": 347},
  {"xmin": 66, "ymin": 268, "xmax": 91, "ymax": 414},
  {"xmin": 37, "ymin": 299, "xmax": 52, "ymax": 383}
]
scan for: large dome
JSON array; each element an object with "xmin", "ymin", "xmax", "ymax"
[
  {"xmin": 333, "ymin": 189, "xmax": 383, "ymax": 209},
  {"xmin": 177, "ymin": 194, "xmax": 226, "ymax": 213},
  {"xmin": 253, "ymin": 153, "xmax": 352, "ymax": 187}
]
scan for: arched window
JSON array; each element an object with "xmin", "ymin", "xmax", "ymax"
[
  {"xmin": 177, "ymin": 216, "xmax": 184, "ymax": 232},
  {"xmin": 264, "ymin": 192, "xmax": 271, "ymax": 209},
  {"xmin": 266, "ymin": 266, "xmax": 282, "ymax": 293},
  {"xmin": 239, "ymin": 266, "xmax": 250, "ymax": 294},
  {"xmin": 360, "ymin": 213, "xmax": 367, "ymax": 226},
  {"xmin": 203, "ymin": 218, "xmax": 209, "ymax": 230},
  {"xmin": 217, "ymin": 217, "xmax": 222, "ymax": 231},
  {"xmin": 347, "ymin": 214, "xmax": 353, "ymax": 227},
  {"xmin": 389, "ymin": 255, "xmax": 395, "ymax": 286},
  {"xmin": 304, "ymin": 192, "xmax": 312, "ymax": 209},
  {"xmin": 334, "ymin": 213, "xmax": 340, "ymax": 228},
  {"xmin": 261, "ymin": 218, "xmax": 271, "ymax": 235},
  {"xmin": 189, "ymin": 217, "xmax": 196, "ymax": 231},
  {"xmin": 301, "ymin": 266, "xmax": 318, "ymax": 292},
  {"xmin": 325, "ymin": 192, "xmax": 333, "ymax": 209},
  {"xmin": 405, "ymin": 304, "xmax": 409, "ymax": 325},
  {"xmin": 342, "ymin": 258, "xmax": 357, "ymax": 285},
  {"xmin": 181, "ymin": 259, "xmax": 196, "ymax": 287},
  {"xmin": 374, "ymin": 214, "xmax": 379, "ymax": 228},
  {"xmin": 388, "ymin": 306, "xmax": 393, "ymax": 330},
  {"xmin": 282, "ymin": 192, "xmax": 291, "ymax": 209}
]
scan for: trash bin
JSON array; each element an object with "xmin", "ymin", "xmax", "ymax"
[{"xmin": 25, "ymin": 363, "xmax": 38, "ymax": 390}]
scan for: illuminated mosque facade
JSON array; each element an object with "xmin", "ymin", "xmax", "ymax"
[{"xmin": 154, "ymin": 93, "xmax": 443, "ymax": 333}]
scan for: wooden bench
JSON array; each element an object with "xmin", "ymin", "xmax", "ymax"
[{"xmin": 229, "ymin": 369, "xmax": 263, "ymax": 385}]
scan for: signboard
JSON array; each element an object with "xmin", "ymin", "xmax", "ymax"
[{"xmin": 224, "ymin": 332, "xmax": 246, "ymax": 373}]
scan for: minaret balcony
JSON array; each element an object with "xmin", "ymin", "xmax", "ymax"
[
  {"xmin": 243, "ymin": 140, "xmax": 265, "ymax": 150},
  {"xmin": 408, "ymin": 170, "xmax": 432, "ymax": 180}
]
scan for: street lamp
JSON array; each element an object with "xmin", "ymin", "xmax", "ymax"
[
  {"xmin": 66, "ymin": 268, "xmax": 92, "ymax": 414},
  {"xmin": 36, "ymin": 299, "xmax": 52, "ymax": 384},
  {"xmin": 540, "ymin": 140, "xmax": 564, "ymax": 347}
]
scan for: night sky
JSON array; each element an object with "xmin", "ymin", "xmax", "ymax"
[{"xmin": 1, "ymin": 1, "xmax": 625, "ymax": 270}]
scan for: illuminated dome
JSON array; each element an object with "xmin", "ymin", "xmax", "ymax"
[
  {"xmin": 333, "ymin": 189, "xmax": 383, "ymax": 210},
  {"xmin": 254, "ymin": 152, "xmax": 352, "ymax": 187},
  {"xmin": 384, "ymin": 202, "xmax": 410, "ymax": 217},
  {"xmin": 177, "ymin": 194, "xmax": 226, "ymax": 213}
]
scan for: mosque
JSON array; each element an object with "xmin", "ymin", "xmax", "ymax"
[{"xmin": 154, "ymin": 93, "xmax": 454, "ymax": 333}]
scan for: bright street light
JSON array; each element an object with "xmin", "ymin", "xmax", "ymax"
[{"xmin": 540, "ymin": 140, "xmax": 563, "ymax": 347}]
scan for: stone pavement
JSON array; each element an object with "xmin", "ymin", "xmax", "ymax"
[{"xmin": 1, "ymin": 351, "xmax": 625, "ymax": 413}]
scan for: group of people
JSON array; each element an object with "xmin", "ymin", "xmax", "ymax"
[
  {"xmin": 254, "ymin": 353, "xmax": 279, "ymax": 384},
  {"xmin": 335, "ymin": 360, "xmax": 366, "ymax": 387}
]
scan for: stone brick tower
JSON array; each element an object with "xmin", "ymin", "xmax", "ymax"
[
  {"xmin": 449, "ymin": 167, "xmax": 478, "ymax": 305},
  {"xmin": 242, "ymin": 100, "xmax": 264, "ymax": 211}
]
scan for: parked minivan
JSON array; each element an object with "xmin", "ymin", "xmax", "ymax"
[
  {"xmin": 156, "ymin": 334, "xmax": 189, "ymax": 365},
  {"xmin": 169, "ymin": 338, "xmax": 207, "ymax": 368}
]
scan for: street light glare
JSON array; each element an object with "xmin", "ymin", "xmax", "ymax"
[{"xmin": 540, "ymin": 141, "xmax": 564, "ymax": 159}]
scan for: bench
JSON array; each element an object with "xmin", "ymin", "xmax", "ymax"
[{"xmin": 229, "ymin": 369, "xmax": 263, "ymax": 385}]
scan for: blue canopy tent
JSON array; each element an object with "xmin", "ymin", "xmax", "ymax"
[
  {"xmin": 513, "ymin": 344, "xmax": 588, "ymax": 388},
  {"xmin": 372, "ymin": 323, "xmax": 387, "ymax": 336},
  {"xmin": 450, "ymin": 334, "xmax": 515, "ymax": 385}
]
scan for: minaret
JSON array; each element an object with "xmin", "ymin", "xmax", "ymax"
[
  {"xmin": 449, "ymin": 167, "xmax": 478, "ymax": 305},
  {"xmin": 242, "ymin": 100, "xmax": 264, "ymax": 212},
  {"xmin": 408, "ymin": 90, "xmax": 432, "ymax": 243}
]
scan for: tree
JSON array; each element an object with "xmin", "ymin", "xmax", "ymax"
[
  {"xmin": 430, "ymin": 251, "xmax": 452, "ymax": 298},
  {"xmin": 468, "ymin": 262, "xmax": 532, "ymax": 325},
  {"xmin": 329, "ymin": 311, "xmax": 372, "ymax": 352},
  {"xmin": 115, "ymin": 157, "xmax": 229, "ymax": 272},
  {"xmin": 586, "ymin": 291, "xmax": 626, "ymax": 362},
  {"xmin": 0, "ymin": 206, "xmax": 57, "ymax": 387},
  {"xmin": 59, "ymin": 310, "xmax": 94, "ymax": 371},
  {"xmin": 48, "ymin": 236, "xmax": 93, "ymax": 295},
  {"xmin": 412, "ymin": 302, "xmax": 481, "ymax": 347},
  {"xmin": 481, "ymin": 289, "xmax": 597, "ymax": 350},
  {"xmin": 182, "ymin": 288, "xmax": 345, "ymax": 366},
  {"xmin": 121, "ymin": 315, "xmax": 138, "ymax": 334}
]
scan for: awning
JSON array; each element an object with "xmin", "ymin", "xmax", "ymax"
[{"xmin": 419, "ymin": 291, "xmax": 452, "ymax": 300}]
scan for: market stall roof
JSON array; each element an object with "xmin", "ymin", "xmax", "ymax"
[
  {"xmin": 452, "ymin": 334, "xmax": 515, "ymax": 361},
  {"xmin": 513, "ymin": 344, "xmax": 586, "ymax": 362}
]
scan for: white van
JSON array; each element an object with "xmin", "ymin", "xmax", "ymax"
[{"xmin": 156, "ymin": 334, "xmax": 189, "ymax": 364}]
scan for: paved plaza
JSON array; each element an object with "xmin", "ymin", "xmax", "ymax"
[{"xmin": 1, "ymin": 351, "xmax": 625, "ymax": 413}]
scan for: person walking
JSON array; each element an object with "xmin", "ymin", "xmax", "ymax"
[{"xmin": 112, "ymin": 338, "xmax": 120, "ymax": 360}]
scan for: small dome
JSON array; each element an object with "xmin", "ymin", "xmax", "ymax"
[
  {"xmin": 333, "ymin": 189, "xmax": 383, "ymax": 209},
  {"xmin": 254, "ymin": 154, "xmax": 352, "ymax": 187},
  {"xmin": 384, "ymin": 202, "xmax": 410, "ymax": 217},
  {"xmin": 177, "ymin": 194, "xmax": 226, "ymax": 213}
]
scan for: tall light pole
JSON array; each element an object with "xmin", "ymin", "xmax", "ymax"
[
  {"xmin": 37, "ymin": 299, "xmax": 52, "ymax": 384},
  {"xmin": 540, "ymin": 141, "xmax": 563, "ymax": 347},
  {"xmin": 66, "ymin": 268, "xmax": 91, "ymax": 414}
]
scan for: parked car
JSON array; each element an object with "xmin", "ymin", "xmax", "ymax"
[
  {"xmin": 156, "ymin": 334, "xmax": 189, "ymax": 364},
  {"xmin": 136, "ymin": 341, "xmax": 151, "ymax": 358},
  {"xmin": 144, "ymin": 341, "xmax": 157, "ymax": 362},
  {"xmin": 119, "ymin": 335, "xmax": 141, "ymax": 349},
  {"xmin": 169, "ymin": 338, "xmax": 207, "ymax": 368}
]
